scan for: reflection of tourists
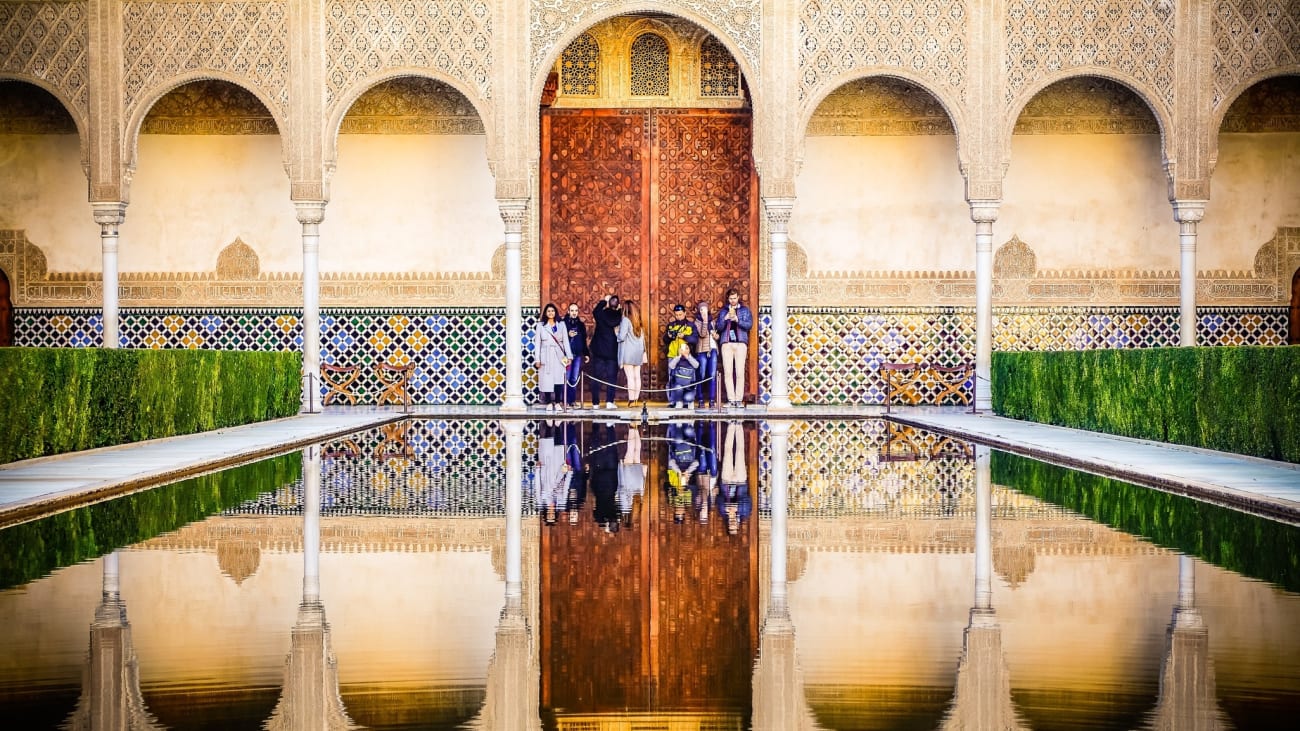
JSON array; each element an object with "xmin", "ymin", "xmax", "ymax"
[
  {"xmin": 667, "ymin": 341, "xmax": 700, "ymax": 409},
  {"xmin": 715, "ymin": 289, "xmax": 752, "ymax": 408},
  {"xmin": 666, "ymin": 422, "xmax": 700, "ymax": 524},
  {"xmin": 534, "ymin": 421, "xmax": 572, "ymax": 525},
  {"xmin": 589, "ymin": 295, "xmax": 623, "ymax": 410},
  {"xmin": 617, "ymin": 425, "xmax": 646, "ymax": 527},
  {"xmin": 535, "ymin": 303, "xmax": 573, "ymax": 411},
  {"xmin": 616, "ymin": 300, "xmax": 647, "ymax": 405},
  {"xmin": 562, "ymin": 421, "xmax": 586, "ymax": 525},
  {"xmin": 562, "ymin": 303, "xmax": 588, "ymax": 408},
  {"xmin": 719, "ymin": 421, "xmax": 750, "ymax": 535},
  {"xmin": 694, "ymin": 301, "xmax": 719, "ymax": 408},
  {"xmin": 588, "ymin": 421, "xmax": 621, "ymax": 532}
]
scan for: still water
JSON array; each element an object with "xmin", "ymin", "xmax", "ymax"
[{"xmin": 1, "ymin": 419, "xmax": 1298, "ymax": 730}]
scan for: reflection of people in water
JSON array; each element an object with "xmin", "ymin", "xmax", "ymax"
[
  {"xmin": 718, "ymin": 421, "xmax": 751, "ymax": 535},
  {"xmin": 666, "ymin": 422, "xmax": 700, "ymax": 524},
  {"xmin": 693, "ymin": 421, "xmax": 718, "ymax": 524},
  {"xmin": 534, "ymin": 421, "xmax": 573, "ymax": 525},
  {"xmin": 561, "ymin": 421, "xmax": 587, "ymax": 524},
  {"xmin": 617, "ymin": 425, "xmax": 646, "ymax": 528},
  {"xmin": 588, "ymin": 421, "xmax": 621, "ymax": 532}
]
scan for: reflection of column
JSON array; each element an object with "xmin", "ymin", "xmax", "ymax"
[
  {"xmin": 296, "ymin": 202, "xmax": 326, "ymax": 413},
  {"xmin": 92, "ymin": 203, "xmax": 126, "ymax": 349},
  {"xmin": 505, "ymin": 420, "xmax": 524, "ymax": 602},
  {"xmin": 942, "ymin": 446, "xmax": 1025, "ymax": 730},
  {"xmin": 764, "ymin": 198, "xmax": 795, "ymax": 411},
  {"xmin": 500, "ymin": 200, "xmax": 528, "ymax": 412},
  {"xmin": 1148, "ymin": 556, "xmax": 1224, "ymax": 731},
  {"xmin": 970, "ymin": 202, "xmax": 1000, "ymax": 411},
  {"xmin": 1173, "ymin": 201, "xmax": 1206, "ymax": 346},
  {"xmin": 265, "ymin": 446, "xmax": 355, "ymax": 731},
  {"xmin": 64, "ymin": 552, "xmax": 163, "ymax": 731},
  {"xmin": 769, "ymin": 422, "xmax": 790, "ymax": 612}
]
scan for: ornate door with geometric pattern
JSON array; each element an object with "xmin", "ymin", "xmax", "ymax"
[{"xmin": 542, "ymin": 108, "xmax": 758, "ymax": 393}]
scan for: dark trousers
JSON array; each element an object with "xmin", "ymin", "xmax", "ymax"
[
  {"xmin": 564, "ymin": 356, "xmax": 584, "ymax": 404},
  {"xmin": 588, "ymin": 357, "xmax": 619, "ymax": 405}
]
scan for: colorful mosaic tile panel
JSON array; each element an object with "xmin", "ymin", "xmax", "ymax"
[
  {"xmin": 230, "ymin": 420, "xmax": 542, "ymax": 517},
  {"xmin": 757, "ymin": 306, "xmax": 1289, "ymax": 405}
]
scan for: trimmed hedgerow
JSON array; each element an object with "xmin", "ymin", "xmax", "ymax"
[
  {"xmin": 0, "ymin": 348, "xmax": 301, "ymax": 464},
  {"xmin": 991, "ymin": 450, "xmax": 1300, "ymax": 592},
  {"xmin": 0, "ymin": 453, "xmax": 301, "ymax": 589},
  {"xmin": 992, "ymin": 346, "xmax": 1300, "ymax": 463}
]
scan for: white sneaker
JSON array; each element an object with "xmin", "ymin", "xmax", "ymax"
[{"xmin": 605, "ymin": 402, "xmax": 617, "ymax": 410}]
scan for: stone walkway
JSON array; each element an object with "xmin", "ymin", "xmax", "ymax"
[{"xmin": 2, "ymin": 405, "xmax": 1297, "ymax": 528}]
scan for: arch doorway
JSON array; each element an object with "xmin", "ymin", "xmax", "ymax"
[
  {"xmin": 540, "ymin": 18, "xmax": 758, "ymax": 397},
  {"xmin": 0, "ymin": 268, "xmax": 12, "ymax": 347},
  {"xmin": 1290, "ymin": 267, "xmax": 1299, "ymax": 345}
]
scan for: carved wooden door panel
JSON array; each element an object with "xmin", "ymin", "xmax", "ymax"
[
  {"xmin": 0, "ymin": 269, "xmax": 11, "ymax": 347},
  {"xmin": 542, "ymin": 108, "xmax": 758, "ymax": 396}
]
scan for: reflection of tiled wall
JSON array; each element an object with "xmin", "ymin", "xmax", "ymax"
[
  {"xmin": 15, "ymin": 305, "xmax": 1289, "ymax": 405},
  {"xmin": 757, "ymin": 306, "xmax": 1290, "ymax": 405}
]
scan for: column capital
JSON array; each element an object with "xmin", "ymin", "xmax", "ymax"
[
  {"xmin": 498, "ymin": 198, "xmax": 528, "ymax": 236},
  {"xmin": 91, "ymin": 202, "xmax": 126, "ymax": 227},
  {"xmin": 762, "ymin": 197, "xmax": 796, "ymax": 235},
  {"xmin": 1172, "ymin": 199, "xmax": 1207, "ymax": 224},
  {"xmin": 968, "ymin": 200, "xmax": 1001, "ymax": 224},
  {"xmin": 294, "ymin": 201, "xmax": 327, "ymax": 226}
]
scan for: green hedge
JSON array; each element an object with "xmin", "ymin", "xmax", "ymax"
[
  {"xmin": 0, "ymin": 453, "xmax": 301, "ymax": 589},
  {"xmin": 0, "ymin": 348, "xmax": 301, "ymax": 464},
  {"xmin": 992, "ymin": 450, "xmax": 1300, "ymax": 592},
  {"xmin": 992, "ymin": 346, "xmax": 1300, "ymax": 463}
]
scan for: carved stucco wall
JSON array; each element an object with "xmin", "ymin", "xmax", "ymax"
[
  {"xmin": 1212, "ymin": 0, "xmax": 1300, "ymax": 111},
  {"xmin": 0, "ymin": 1, "xmax": 90, "ymax": 126},
  {"xmin": 529, "ymin": 0, "xmax": 762, "ymax": 83}
]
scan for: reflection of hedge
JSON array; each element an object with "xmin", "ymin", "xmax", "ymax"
[
  {"xmin": 992, "ymin": 450, "xmax": 1300, "ymax": 593},
  {"xmin": 0, "ymin": 453, "xmax": 301, "ymax": 590},
  {"xmin": 0, "ymin": 348, "xmax": 301, "ymax": 464},
  {"xmin": 992, "ymin": 347, "xmax": 1300, "ymax": 463}
]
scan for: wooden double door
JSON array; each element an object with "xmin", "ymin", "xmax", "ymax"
[{"xmin": 541, "ymin": 108, "xmax": 759, "ymax": 393}]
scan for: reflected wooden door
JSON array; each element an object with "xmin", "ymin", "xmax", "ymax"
[
  {"xmin": 0, "ymin": 269, "xmax": 12, "ymax": 347},
  {"xmin": 542, "ymin": 108, "xmax": 758, "ymax": 395}
]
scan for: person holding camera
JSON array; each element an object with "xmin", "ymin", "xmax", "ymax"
[{"xmin": 714, "ymin": 289, "xmax": 752, "ymax": 408}]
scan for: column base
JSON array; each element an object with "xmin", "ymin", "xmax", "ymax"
[
  {"xmin": 500, "ymin": 396, "xmax": 527, "ymax": 413},
  {"xmin": 766, "ymin": 395, "xmax": 794, "ymax": 412},
  {"xmin": 975, "ymin": 394, "xmax": 992, "ymax": 412}
]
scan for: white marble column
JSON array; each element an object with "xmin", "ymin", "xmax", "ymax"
[
  {"xmin": 92, "ymin": 203, "xmax": 126, "ymax": 349},
  {"xmin": 504, "ymin": 420, "xmax": 524, "ymax": 603},
  {"xmin": 296, "ymin": 202, "xmax": 325, "ymax": 413},
  {"xmin": 769, "ymin": 421, "xmax": 791, "ymax": 613},
  {"xmin": 102, "ymin": 550, "xmax": 121, "ymax": 602},
  {"xmin": 1173, "ymin": 201, "xmax": 1207, "ymax": 347},
  {"xmin": 302, "ymin": 445, "xmax": 321, "ymax": 603},
  {"xmin": 970, "ymin": 202, "xmax": 1000, "ymax": 411},
  {"xmin": 974, "ymin": 445, "xmax": 992, "ymax": 611},
  {"xmin": 500, "ymin": 201, "xmax": 527, "ymax": 412},
  {"xmin": 764, "ymin": 198, "xmax": 795, "ymax": 411}
]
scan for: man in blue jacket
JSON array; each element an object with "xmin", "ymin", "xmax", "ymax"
[{"xmin": 714, "ymin": 289, "xmax": 752, "ymax": 408}]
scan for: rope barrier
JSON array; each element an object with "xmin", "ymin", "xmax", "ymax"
[{"xmin": 580, "ymin": 370, "xmax": 718, "ymax": 393}]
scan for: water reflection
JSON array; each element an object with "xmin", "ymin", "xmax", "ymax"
[{"xmin": 1146, "ymin": 556, "xmax": 1225, "ymax": 731}]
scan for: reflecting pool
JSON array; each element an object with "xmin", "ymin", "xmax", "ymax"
[{"xmin": 1, "ymin": 419, "xmax": 1298, "ymax": 730}]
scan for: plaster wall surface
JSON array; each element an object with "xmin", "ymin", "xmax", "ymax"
[
  {"xmin": 326, "ymin": 134, "xmax": 500, "ymax": 275},
  {"xmin": 791, "ymin": 135, "xmax": 971, "ymax": 274},
  {"xmin": 0, "ymin": 135, "xmax": 97, "ymax": 271},
  {"xmin": 1000, "ymin": 134, "xmax": 1179, "ymax": 273},
  {"xmin": 1203, "ymin": 132, "xmax": 1300, "ymax": 268},
  {"xmin": 127, "ymin": 135, "xmax": 297, "ymax": 273}
]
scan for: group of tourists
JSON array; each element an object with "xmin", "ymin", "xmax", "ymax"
[
  {"xmin": 534, "ymin": 420, "xmax": 752, "ymax": 536},
  {"xmin": 534, "ymin": 289, "xmax": 753, "ymax": 410}
]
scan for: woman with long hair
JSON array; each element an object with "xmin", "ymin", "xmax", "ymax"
[
  {"xmin": 694, "ymin": 300, "xmax": 719, "ymax": 408},
  {"xmin": 535, "ymin": 302, "xmax": 573, "ymax": 411},
  {"xmin": 616, "ymin": 299, "xmax": 647, "ymax": 405}
]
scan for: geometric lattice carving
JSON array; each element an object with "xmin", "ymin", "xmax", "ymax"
[
  {"xmin": 1013, "ymin": 76, "xmax": 1160, "ymax": 134},
  {"xmin": 0, "ymin": 79, "xmax": 77, "ymax": 133},
  {"xmin": 1004, "ymin": 0, "xmax": 1176, "ymax": 111},
  {"xmin": 215, "ymin": 239, "xmax": 261, "ymax": 279},
  {"xmin": 799, "ymin": 0, "xmax": 968, "ymax": 104},
  {"xmin": 123, "ymin": 2, "xmax": 290, "ymax": 116},
  {"xmin": 807, "ymin": 76, "xmax": 955, "ymax": 135},
  {"xmin": 1212, "ymin": 0, "xmax": 1300, "ymax": 110},
  {"xmin": 324, "ymin": 0, "xmax": 493, "ymax": 110},
  {"xmin": 994, "ymin": 236, "xmax": 1037, "ymax": 279},
  {"xmin": 1220, "ymin": 75, "xmax": 1300, "ymax": 132},
  {"xmin": 140, "ymin": 79, "xmax": 278, "ymax": 135},
  {"xmin": 561, "ymin": 32, "xmax": 599, "ymax": 96},
  {"xmin": 339, "ymin": 76, "xmax": 485, "ymax": 135},
  {"xmin": 630, "ymin": 33, "xmax": 669, "ymax": 96},
  {"xmin": 700, "ymin": 36, "xmax": 739, "ymax": 97},
  {"xmin": 530, "ymin": 0, "xmax": 762, "ymax": 84},
  {"xmin": 0, "ymin": 2, "xmax": 90, "ymax": 119}
]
